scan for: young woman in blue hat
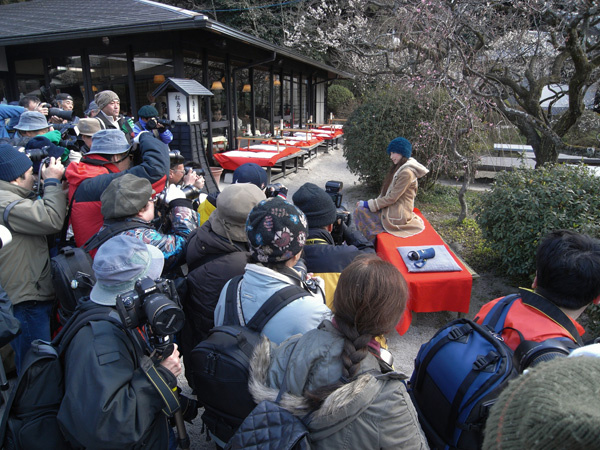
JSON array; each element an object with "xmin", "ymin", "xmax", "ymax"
[{"xmin": 354, "ymin": 137, "xmax": 429, "ymax": 241}]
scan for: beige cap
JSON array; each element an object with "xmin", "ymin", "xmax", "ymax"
[{"xmin": 77, "ymin": 118, "xmax": 102, "ymax": 137}]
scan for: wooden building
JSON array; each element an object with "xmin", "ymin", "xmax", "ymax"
[{"xmin": 0, "ymin": 0, "xmax": 351, "ymax": 162}]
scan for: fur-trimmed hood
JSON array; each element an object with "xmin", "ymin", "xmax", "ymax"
[{"xmin": 248, "ymin": 321, "xmax": 428, "ymax": 447}]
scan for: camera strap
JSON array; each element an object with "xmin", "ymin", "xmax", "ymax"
[
  {"xmin": 520, "ymin": 290, "xmax": 584, "ymax": 346},
  {"xmin": 139, "ymin": 355, "xmax": 180, "ymax": 417}
]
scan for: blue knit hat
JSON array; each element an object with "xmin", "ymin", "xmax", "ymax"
[
  {"xmin": 0, "ymin": 144, "xmax": 33, "ymax": 182},
  {"xmin": 386, "ymin": 137, "xmax": 412, "ymax": 158}
]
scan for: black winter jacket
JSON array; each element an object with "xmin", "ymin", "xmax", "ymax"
[
  {"xmin": 58, "ymin": 314, "xmax": 177, "ymax": 449},
  {"xmin": 303, "ymin": 227, "xmax": 375, "ymax": 307},
  {"xmin": 181, "ymin": 221, "xmax": 249, "ymax": 375}
]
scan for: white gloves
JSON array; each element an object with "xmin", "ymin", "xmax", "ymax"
[{"xmin": 164, "ymin": 184, "xmax": 186, "ymax": 204}]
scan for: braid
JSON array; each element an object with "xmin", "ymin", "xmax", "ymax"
[
  {"xmin": 336, "ymin": 319, "xmax": 372, "ymax": 380},
  {"xmin": 303, "ymin": 319, "xmax": 373, "ymax": 410}
]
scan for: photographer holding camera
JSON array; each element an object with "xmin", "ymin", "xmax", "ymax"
[
  {"xmin": 57, "ymin": 235, "xmax": 197, "ymax": 449},
  {"xmin": 48, "ymin": 93, "xmax": 77, "ymax": 125},
  {"xmin": 65, "ymin": 129, "xmax": 169, "ymax": 248},
  {"xmin": 133, "ymin": 105, "xmax": 174, "ymax": 145},
  {"xmin": 0, "ymin": 143, "xmax": 66, "ymax": 374},
  {"xmin": 292, "ymin": 182, "xmax": 375, "ymax": 307},
  {"xmin": 98, "ymin": 174, "xmax": 199, "ymax": 274}
]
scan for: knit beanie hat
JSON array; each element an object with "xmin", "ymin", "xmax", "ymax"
[
  {"xmin": 292, "ymin": 182, "xmax": 337, "ymax": 228},
  {"xmin": 483, "ymin": 356, "xmax": 600, "ymax": 450},
  {"xmin": 95, "ymin": 90, "xmax": 120, "ymax": 111},
  {"xmin": 233, "ymin": 163, "xmax": 268, "ymax": 190},
  {"xmin": 246, "ymin": 197, "xmax": 307, "ymax": 263},
  {"xmin": 138, "ymin": 105, "xmax": 159, "ymax": 118},
  {"xmin": 386, "ymin": 137, "xmax": 412, "ymax": 158},
  {"xmin": 0, "ymin": 144, "xmax": 32, "ymax": 182},
  {"xmin": 101, "ymin": 174, "xmax": 153, "ymax": 219}
]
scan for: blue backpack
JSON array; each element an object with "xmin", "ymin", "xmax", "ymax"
[{"xmin": 409, "ymin": 294, "xmax": 581, "ymax": 450}]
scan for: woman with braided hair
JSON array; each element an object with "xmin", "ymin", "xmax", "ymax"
[{"xmin": 248, "ymin": 254, "xmax": 429, "ymax": 449}]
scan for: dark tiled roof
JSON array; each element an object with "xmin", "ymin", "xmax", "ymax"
[
  {"xmin": 0, "ymin": 0, "xmax": 204, "ymax": 44},
  {"xmin": 0, "ymin": 0, "xmax": 354, "ymax": 78},
  {"xmin": 152, "ymin": 78, "xmax": 214, "ymax": 97}
]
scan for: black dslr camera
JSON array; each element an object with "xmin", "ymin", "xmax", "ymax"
[
  {"xmin": 325, "ymin": 180, "xmax": 343, "ymax": 208},
  {"xmin": 146, "ymin": 118, "xmax": 175, "ymax": 130},
  {"xmin": 265, "ymin": 183, "xmax": 288, "ymax": 198},
  {"xmin": 115, "ymin": 277, "xmax": 185, "ymax": 336},
  {"xmin": 41, "ymin": 103, "xmax": 73, "ymax": 122},
  {"xmin": 325, "ymin": 180, "xmax": 351, "ymax": 245}
]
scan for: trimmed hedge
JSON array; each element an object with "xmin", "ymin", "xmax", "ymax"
[
  {"xmin": 327, "ymin": 84, "xmax": 354, "ymax": 116},
  {"xmin": 474, "ymin": 164, "xmax": 600, "ymax": 280}
]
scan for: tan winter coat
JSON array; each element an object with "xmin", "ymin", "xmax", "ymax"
[
  {"xmin": 367, "ymin": 158, "xmax": 429, "ymax": 238},
  {"xmin": 0, "ymin": 180, "xmax": 66, "ymax": 305}
]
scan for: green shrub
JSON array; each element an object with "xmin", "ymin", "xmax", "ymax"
[
  {"xmin": 343, "ymin": 85, "xmax": 483, "ymax": 189},
  {"xmin": 327, "ymin": 84, "xmax": 354, "ymax": 116},
  {"xmin": 474, "ymin": 164, "xmax": 600, "ymax": 281},
  {"xmin": 343, "ymin": 87, "xmax": 422, "ymax": 188}
]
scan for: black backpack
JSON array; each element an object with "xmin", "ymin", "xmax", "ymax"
[
  {"xmin": 190, "ymin": 275, "xmax": 309, "ymax": 446},
  {"xmin": 50, "ymin": 220, "xmax": 152, "ymax": 325},
  {"xmin": 0, "ymin": 301, "xmax": 123, "ymax": 450},
  {"xmin": 409, "ymin": 293, "xmax": 582, "ymax": 450},
  {"xmin": 225, "ymin": 356, "xmax": 311, "ymax": 450}
]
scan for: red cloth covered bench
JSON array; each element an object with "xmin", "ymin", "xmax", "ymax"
[{"xmin": 375, "ymin": 208, "xmax": 473, "ymax": 335}]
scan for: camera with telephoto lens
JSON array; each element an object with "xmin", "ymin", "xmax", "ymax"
[
  {"xmin": 41, "ymin": 103, "xmax": 73, "ymax": 122},
  {"xmin": 513, "ymin": 338, "xmax": 572, "ymax": 373},
  {"xmin": 265, "ymin": 183, "xmax": 288, "ymax": 198},
  {"xmin": 169, "ymin": 150, "xmax": 185, "ymax": 165},
  {"xmin": 115, "ymin": 277, "xmax": 185, "ymax": 336},
  {"xmin": 146, "ymin": 117, "xmax": 175, "ymax": 130},
  {"xmin": 25, "ymin": 147, "xmax": 49, "ymax": 163},
  {"xmin": 180, "ymin": 184, "xmax": 201, "ymax": 200}
]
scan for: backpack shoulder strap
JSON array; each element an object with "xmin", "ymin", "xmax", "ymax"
[
  {"xmin": 2, "ymin": 199, "xmax": 22, "ymax": 234},
  {"xmin": 521, "ymin": 293, "xmax": 584, "ymax": 346},
  {"xmin": 223, "ymin": 275, "xmax": 244, "ymax": 326},
  {"xmin": 53, "ymin": 305, "xmax": 123, "ymax": 354},
  {"xmin": 481, "ymin": 293, "xmax": 521, "ymax": 332},
  {"xmin": 83, "ymin": 220, "xmax": 154, "ymax": 252},
  {"xmin": 245, "ymin": 284, "xmax": 308, "ymax": 332}
]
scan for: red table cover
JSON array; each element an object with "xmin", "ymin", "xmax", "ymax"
[
  {"xmin": 375, "ymin": 208, "xmax": 473, "ymax": 335},
  {"xmin": 213, "ymin": 146, "xmax": 302, "ymax": 170}
]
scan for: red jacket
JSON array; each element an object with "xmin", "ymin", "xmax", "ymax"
[
  {"xmin": 65, "ymin": 132, "xmax": 168, "ymax": 247},
  {"xmin": 474, "ymin": 288, "xmax": 585, "ymax": 351}
]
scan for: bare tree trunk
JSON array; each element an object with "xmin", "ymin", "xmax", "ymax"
[{"xmin": 457, "ymin": 161, "xmax": 471, "ymax": 223}]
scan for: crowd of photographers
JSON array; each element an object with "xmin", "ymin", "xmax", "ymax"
[{"xmin": 0, "ymin": 89, "xmax": 377, "ymax": 448}]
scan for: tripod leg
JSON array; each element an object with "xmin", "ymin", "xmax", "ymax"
[{"xmin": 173, "ymin": 409, "xmax": 190, "ymax": 450}]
